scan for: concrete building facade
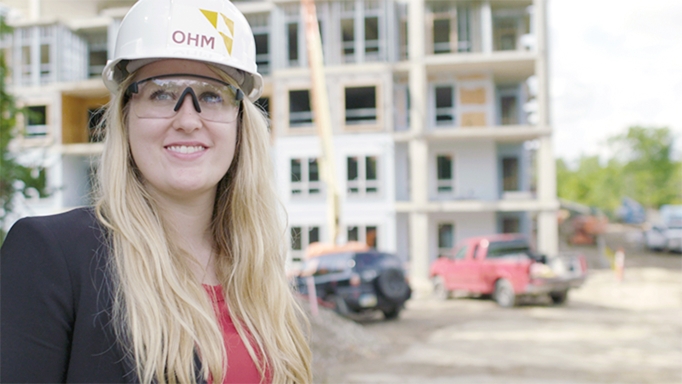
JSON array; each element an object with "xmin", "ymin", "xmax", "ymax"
[{"xmin": 1, "ymin": 0, "xmax": 558, "ymax": 289}]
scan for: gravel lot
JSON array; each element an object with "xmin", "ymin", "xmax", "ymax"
[{"xmin": 308, "ymin": 224, "xmax": 682, "ymax": 383}]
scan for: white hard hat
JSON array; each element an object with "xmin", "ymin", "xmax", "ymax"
[{"xmin": 102, "ymin": 0, "xmax": 263, "ymax": 101}]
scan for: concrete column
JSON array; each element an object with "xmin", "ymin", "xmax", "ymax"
[
  {"xmin": 534, "ymin": 0, "xmax": 550, "ymax": 126},
  {"xmin": 407, "ymin": 0, "xmax": 430, "ymax": 292},
  {"xmin": 480, "ymin": 0, "xmax": 493, "ymax": 53},
  {"xmin": 537, "ymin": 135, "xmax": 558, "ymax": 256},
  {"xmin": 534, "ymin": 0, "xmax": 558, "ymax": 257},
  {"xmin": 30, "ymin": 0, "xmax": 41, "ymax": 20}
]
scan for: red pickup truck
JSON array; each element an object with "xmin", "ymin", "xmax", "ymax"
[{"xmin": 429, "ymin": 234, "xmax": 587, "ymax": 307}]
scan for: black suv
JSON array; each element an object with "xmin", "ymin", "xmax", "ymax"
[{"xmin": 296, "ymin": 251, "xmax": 412, "ymax": 319}]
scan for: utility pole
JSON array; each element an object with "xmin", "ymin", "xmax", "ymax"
[{"xmin": 301, "ymin": 0, "xmax": 340, "ymax": 245}]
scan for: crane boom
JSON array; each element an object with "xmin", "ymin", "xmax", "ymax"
[{"xmin": 301, "ymin": 0, "xmax": 340, "ymax": 245}]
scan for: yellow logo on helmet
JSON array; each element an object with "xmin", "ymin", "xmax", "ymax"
[{"xmin": 200, "ymin": 9, "xmax": 235, "ymax": 55}]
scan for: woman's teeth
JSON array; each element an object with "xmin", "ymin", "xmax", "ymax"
[{"xmin": 167, "ymin": 145, "xmax": 205, "ymax": 154}]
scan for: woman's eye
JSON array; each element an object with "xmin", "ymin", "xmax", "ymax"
[
  {"xmin": 199, "ymin": 92, "xmax": 224, "ymax": 105},
  {"xmin": 149, "ymin": 90, "xmax": 175, "ymax": 102}
]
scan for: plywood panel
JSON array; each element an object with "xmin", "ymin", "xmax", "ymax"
[
  {"xmin": 461, "ymin": 112, "xmax": 486, "ymax": 127},
  {"xmin": 62, "ymin": 95, "xmax": 87, "ymax": 144},
  {"xmin": 460, "ymin": 87, "xmax": 486, "ymax": 104},
  {"xmin": 61, "ymin": 95, "xmax": 109, "ymax": 144}
]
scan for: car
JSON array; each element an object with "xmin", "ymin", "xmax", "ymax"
[
  {"xmin": 295, "ymin": 251, "xmax": 412, "ymax": 319},
  {"xmin": 644, "ymin": 205, "xmax": 682, "ymax": 253},
  {"xmin": 430, "ymin": 234, "xmax": 587, "ymax": 307}
]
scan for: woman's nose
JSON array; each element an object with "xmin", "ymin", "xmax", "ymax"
[{"xmin": 172, "ymin": 93, "xmax": 203, "ymax": 130}]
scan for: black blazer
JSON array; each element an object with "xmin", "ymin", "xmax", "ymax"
[{"xmin": 1, "ymin": 208, "xmax": 135, "ymax": 383}]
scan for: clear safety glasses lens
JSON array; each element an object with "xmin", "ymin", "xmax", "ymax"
[{"xmin": 127, "ymin": 74, "xmax": 243, "ymax": 123}]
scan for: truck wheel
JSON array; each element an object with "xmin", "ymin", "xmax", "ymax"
[
  {"xmin": 382, "ymin": 306, "xmax": 402, "ymax": 320},
  {"xmin": 376, "ymin": 269, "xmax": 410, "ymax": 303},
  {"xmin": 549, "ymin": 290, "xmax": 568, "ymax": 305},
  {"xmin": 494, "ymin": 278, "xmax": 516, "ymax": 308},
  {"xmin": 432, "ymin": 276, "xmax": 450, "ymax": 300}
]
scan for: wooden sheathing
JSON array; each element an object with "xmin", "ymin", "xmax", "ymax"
[
  {"xmin": 61, "ymin": 94, "xmax": 109, "ymax": 144},
  {"xmin": 458, "ymin": 78, "xmax": 489, "ymax": 127}
]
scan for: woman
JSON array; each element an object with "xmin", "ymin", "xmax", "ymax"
[{"xmin": 0, "ymin": 0, "xmax": 312, "ymax": 383}]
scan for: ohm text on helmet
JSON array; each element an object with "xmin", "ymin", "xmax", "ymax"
[{"xmin": 172, "ymin": 31, "xmax": 215, "ymax": 50}]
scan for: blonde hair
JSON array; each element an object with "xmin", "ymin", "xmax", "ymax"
[{"xmin": 94, "ymin": 70, "xmax": 312, "ymax": 383}]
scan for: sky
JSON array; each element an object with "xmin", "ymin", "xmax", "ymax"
[{"xmin": 548, "ymin": 0, "xmax": 682, "ymax": 163}]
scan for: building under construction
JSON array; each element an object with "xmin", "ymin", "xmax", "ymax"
[{"xmin": 1, "ymin": 0, "xmax": 557, "ymax": 288}]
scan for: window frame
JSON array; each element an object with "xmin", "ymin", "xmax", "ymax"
[
  {"xmin": 248, "ymin": 13, "xmax": 271, "ymax": 74},
  {"xmin": 501, "ymin": 156, "xmax": 520, "ymax": 192},
  {"xmin": 287, "ymin": 88, "xmax": 314, "ymax": 129},
  {"xmin": 435, "ymin": 153, "xmax": 455, "ymax": 195},
  {"xmin": 23, "ymin": 104, "xmax": 50, "ymax": 138},
  {"xmin": 342, "ymin": 83, "xmax": 382, "ymax": 131},
  {"xmin": 346, "ymin": 224, "xmax": 379, "ymax": 249},
  {"xmin": 290, "ymin": 157, "xmax": 323, "ymax": 198},
  {"xmin": 290, "ymin": 224, "xmax": 322, "ymax": 262},
  {"xmin": 497, "ymin": 85, "xmax": 521, "ymax": 126},
  {"xmin": 346, "ymin": 155, "xmax": 380, "ymax": 197},
  {"xmin": 433, "ymin": 84, "xmax": 457, "ymax": 127},
  {"xmin": 437, "ymin": 223, "xmax": 455, "ymax": 257}
]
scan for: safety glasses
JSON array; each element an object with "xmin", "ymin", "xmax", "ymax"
[{"xmin": 125, "ymin": 74, "xmax": 244, "ymax": 123}]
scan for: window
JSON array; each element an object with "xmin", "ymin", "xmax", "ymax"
[
  {"xmin": 433, "ymin": 18, "xmax": 451, "ymax": 54},
  {"xmin": 341, "ymin": 17, "xmax": 355, "ymax": 61},
  {"xmin": 364, "ymin": 16, "xmax": 379, "ymax": 58},
  {"xmin": 248, "ymin": 14, "xmax": 270, "ymax": 74},
  {"xmin": 363, "ymin": 1, "xmax": 382, "ymax": 61},
  {"xmin": 338, "ymin": 0, "xmax": 383, "ymax": 63},
  {"xmin": 88, "ymin": 107, "xmax": 106, "ymax": 143},
  {"xmin": 438, "ymin": 223, "xmax": 454, "ymax": 256},
  {"xmin": 20, "ymin": 45, "xmax": 31, "ymax": 83},
  {"xmin": 498, "ymin": 86, "xmax": 520, "ymax": 125},
  {"xmin": 291, "ymin": 158, "xmax": 322, "ymax": 196},
  {"xmin": 347, "ymin": 155, "xmax": 379, "ymax": 196},
  {"xmin": 431, "ymin": 4, "xmax": 471, "ymax": 54},
  {"xmin": 345, "ymin": 86, "xmax": 377, "ymax": 124},
  {"xmin": 87, "ymin": 33, "xmax": 108, "ymax": 78},
  {"xmin": 494, "ymin": 18, "xmax": 518, "ymax": 51},
  {"xmin": 500, "ymin": 95, "xmax": 518, "ymax": 125},
  {"xmin": 290, "ymin": 225, "xmax": 321, "ymax": 261},
  {"xmin": 287, "ymin": 22, "xmax": 299, "ymax": 65},
  {"xmin": 289, "ymin": 90, "xmax": 313, "ymax": 127},
  {"xmin": 435, "ymin": 85, "xmax": 456, "ymax": 126},
  {"xmin": 502, "ymin": 217, "xmax": 520, "ymax": 234},
  {"xmin": 457, "ymin": 6, "xmax": 472, "ymax": 52},
  {"xmin": 502, "ymin": 157, "xmax": 519, "ymax": 191},
  {"xmin": 39, "ymin": 43, "xmax": 50, "ymax": 81},
  {"xmin": 347, "ymin": 225, "xmax": 378, "ymax": 248},
  {"xmin": 436, "ymin": 155, "xmax": 454, "ymax": 193},
  {"xmin": 25, "ymin": 105, "xmax": 48, "ymax": 137},
  {"xmin": 255, "ymin": 97, "xmax": 270, "ymax": 119},
  {"xmin": 397, "ymin": 4, "xmax": 409, "ymax": 60}
]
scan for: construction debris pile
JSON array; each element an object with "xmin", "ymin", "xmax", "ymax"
[{"xmin": 297, "ymin": 298, "xmax": 387, "ymax": 381}]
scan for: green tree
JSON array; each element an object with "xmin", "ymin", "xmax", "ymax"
[
  {"xmin": 610, "ymin": 126, "xmax": 682, "ymax": 208},
  {"xmin": 0, "ymin": 15, "xmax": 48, "ymax": 242},
  {"xmin": 556, "ymin": 155, "xmax": 624, "ymax": 213},
  {"xmin": 557, "ymin": 126, "xmax": 682, "ymax": 215}
]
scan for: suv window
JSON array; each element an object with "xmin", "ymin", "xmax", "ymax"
[
  {"xmin": 487, "ymin": 239, "xmax": 532, "ymax": 259},
  {"xmin": 354, "ymin": 252, "xmax": 402, "ymax": 270},
  {"xmin": 311, "ymin": 253, "xmax": 353, "ymax": 276}
]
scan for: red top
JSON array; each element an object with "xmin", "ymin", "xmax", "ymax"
[{"xmin": 204, "ymin": 285, "xmax": 268, "ymax": 384}]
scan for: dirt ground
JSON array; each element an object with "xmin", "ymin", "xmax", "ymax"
[{"xmin": 308, "ymin": 224, "xmax": 682, "ymax": 384}]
